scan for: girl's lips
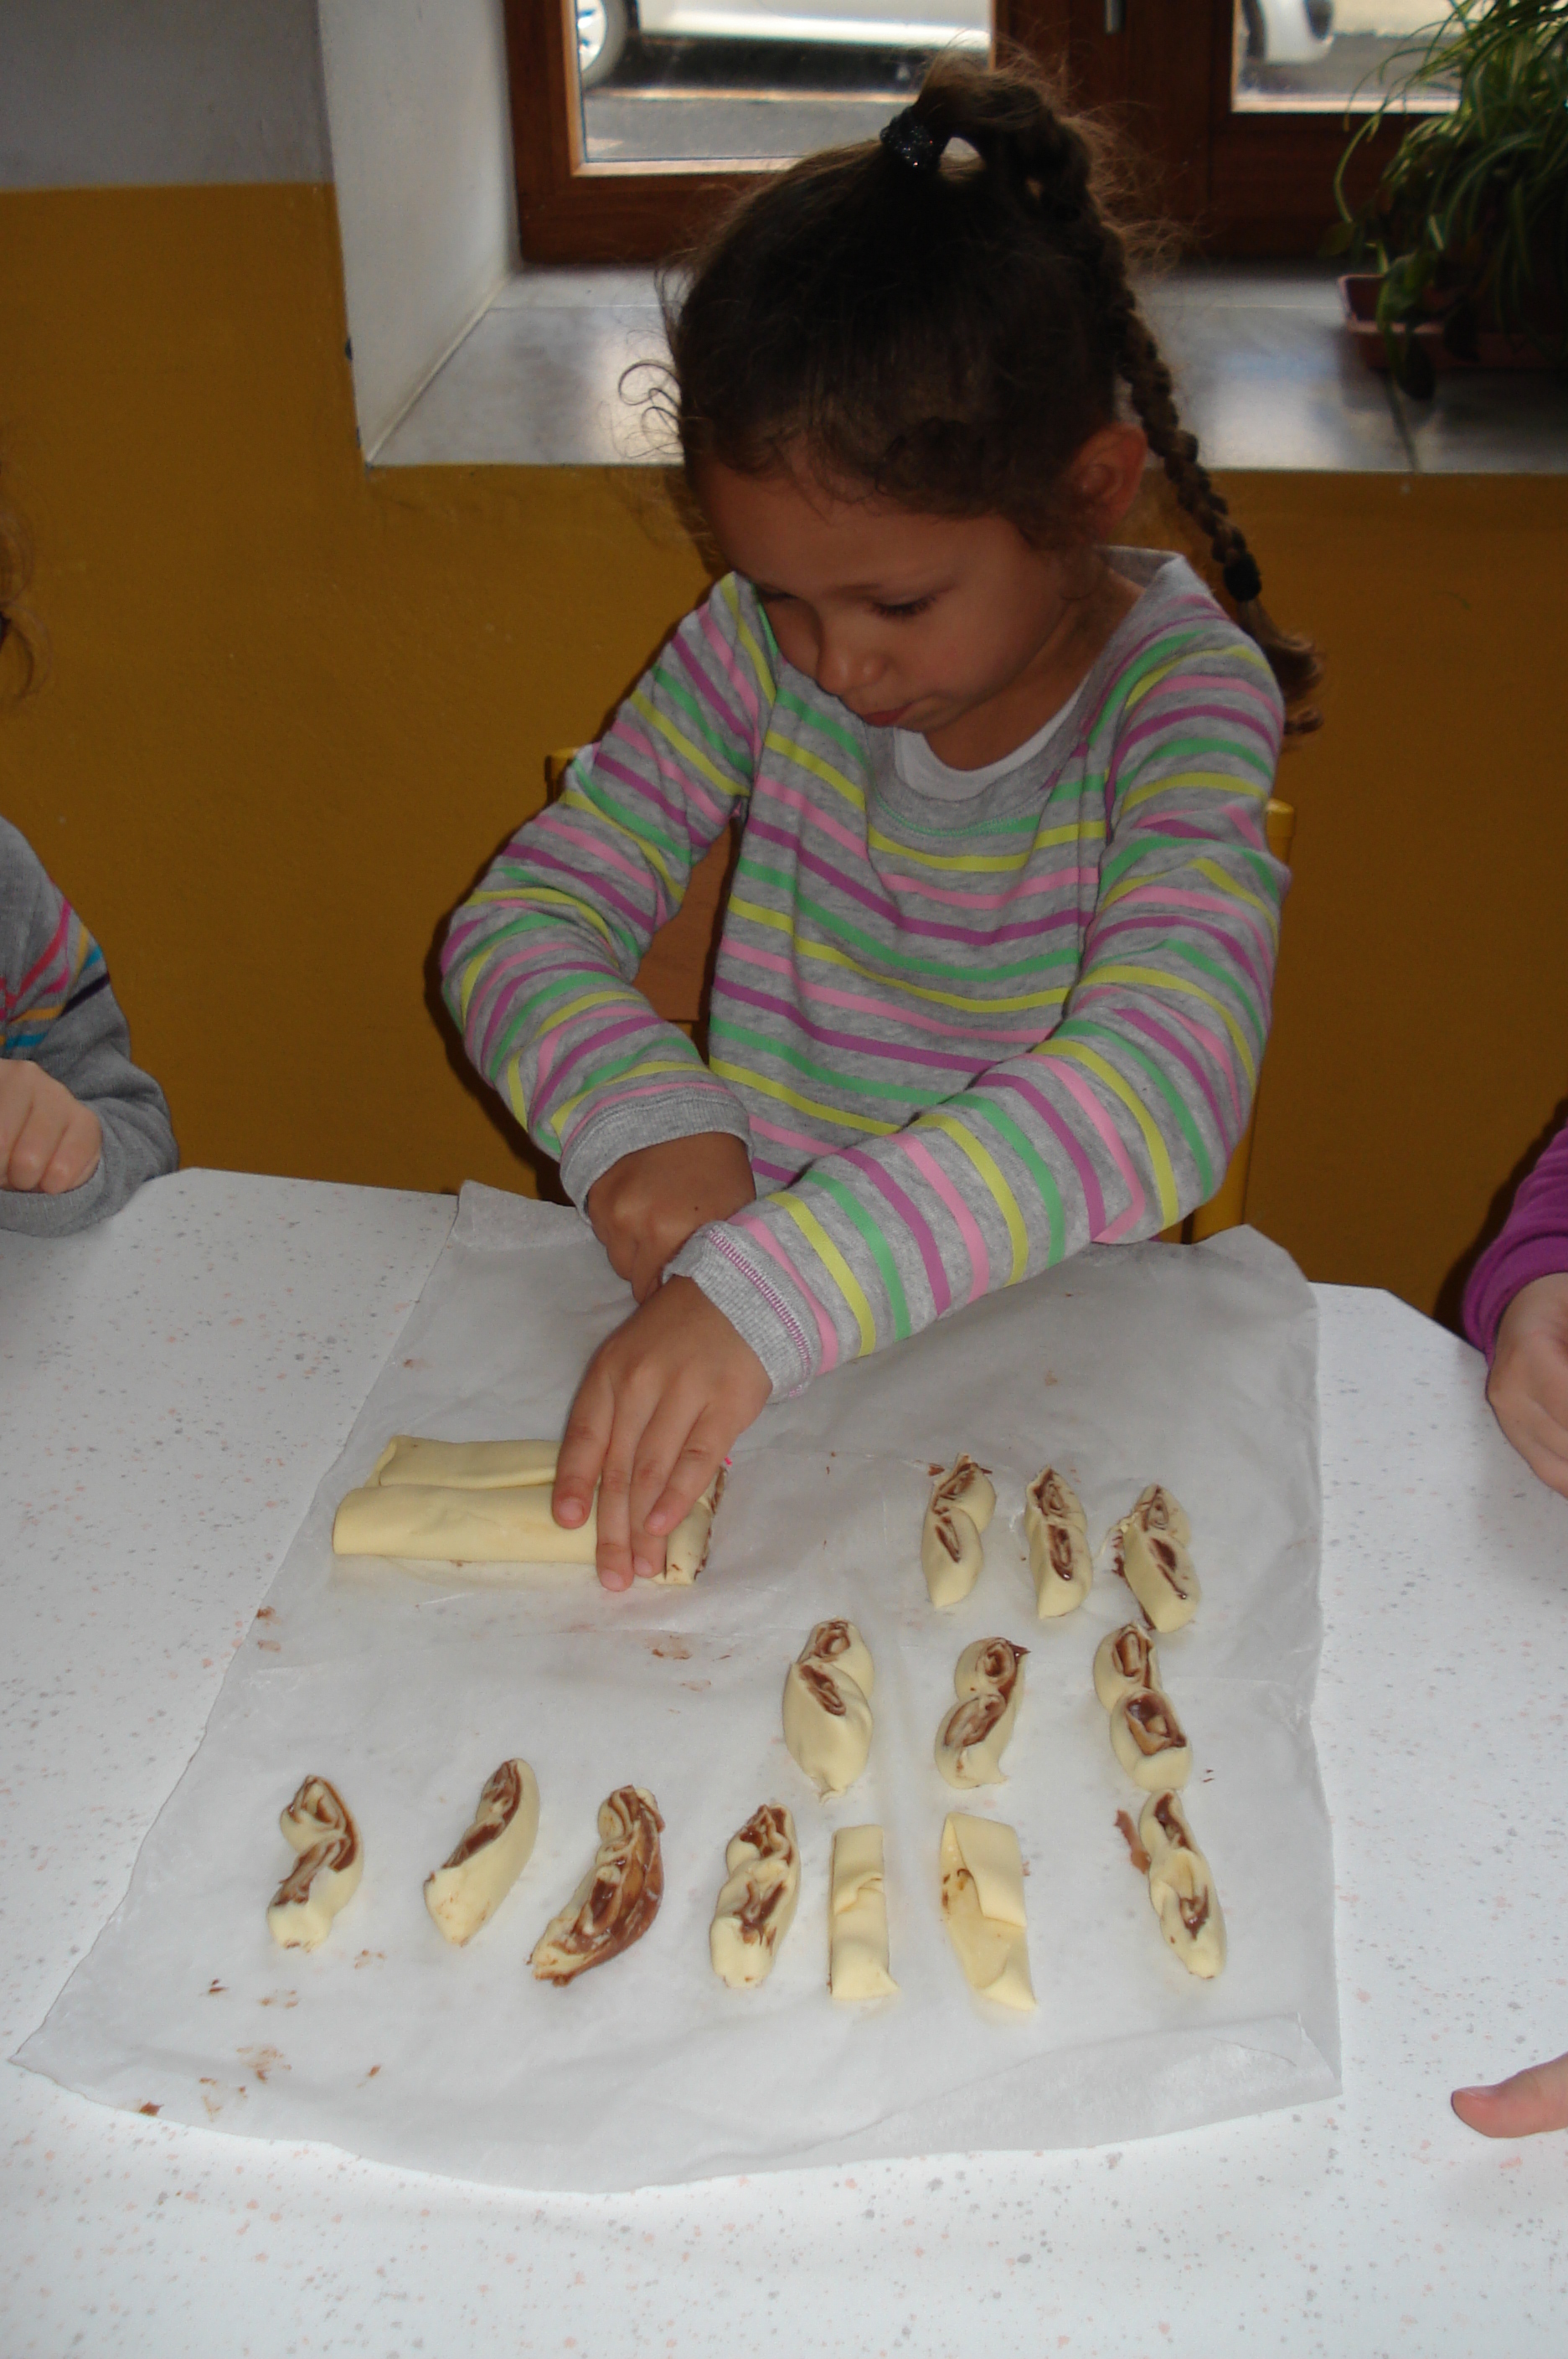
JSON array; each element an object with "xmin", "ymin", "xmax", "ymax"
[{"xmin": 856, "ymin": 703, "xmax": 910, "ymax": 727}]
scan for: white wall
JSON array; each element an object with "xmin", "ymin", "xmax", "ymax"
[
  {"xmin": 0, "ymin": 0, "xmax": 330, "ymax": 188},
  {"xmin": 317, "ymin": 0, "xmax": 518, "ymax": 460}
]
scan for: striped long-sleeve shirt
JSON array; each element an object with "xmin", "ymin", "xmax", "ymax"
[
  {"xmin": 1, "ymin": 815, "xmax": 178, "ymax": 1235},
  {"xmin": 441, "ymin": 548, "xmax": 1287, "ymax": 1396}
]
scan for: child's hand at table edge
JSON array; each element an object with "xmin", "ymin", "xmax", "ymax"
[
  {"xmin": 1453, "ymin": 2050, "xmax": 1568, "ymax": 2138},
  {"xmin": 552, "ymin": 1274, "xmax": 771, "ymax": 1590},
  {"xmin": 585, "ymin": 1133, "xmax": 756, "ymax": 1303},
  {"xmin": 0, "ymin": 1060, "xmax": 102, "ymax": 1195},
  {"xmin": 1488, "ymin": 1272, "xmax": 1568, "ymax": 1500}
]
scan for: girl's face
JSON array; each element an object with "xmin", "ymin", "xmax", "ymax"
[{"xmin": 699, "ymin": 430, "xmax": 1145, "ymax": 768}]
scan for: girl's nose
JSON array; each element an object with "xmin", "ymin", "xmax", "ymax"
[{"xmin": 815, "ymin": 631, "xmax": 880, "ymax": 699}]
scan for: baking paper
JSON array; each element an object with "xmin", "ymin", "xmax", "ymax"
[{"xmin": 18, "ymin": 1185, "xmax": 1337, "ymax": 2191}]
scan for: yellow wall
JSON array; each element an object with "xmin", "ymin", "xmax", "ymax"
[{"xmin": 3, "ymin": 183, "xmax": 1564, "ymax": 1321}]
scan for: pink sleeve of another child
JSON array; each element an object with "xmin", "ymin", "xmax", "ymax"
[{"xmin": 1463, "ymin": 1118, "xmax": 1568, "ymax": 1361}]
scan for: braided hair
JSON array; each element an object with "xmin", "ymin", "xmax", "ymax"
[
  {"xmin": 0, "ymin": 468, "xmax": 40, "ymax": 699},
  {"xmin": 664, "ymin": 53, "xmax": 1322, "ymax": 732}
]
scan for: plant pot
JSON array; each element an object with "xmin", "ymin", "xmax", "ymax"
[{"xmin": 1339, "ymin": 273, "xmax": 1555, "ymax": 374}]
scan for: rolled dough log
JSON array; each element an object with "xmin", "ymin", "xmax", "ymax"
[
  {"xmin": 266, "ymin": 1775, "xmax": 363, "ymax": 1952},
  {"xmin": 424, "ymin": 1758, "xmax": 540, "ymax": 1946},
  {"xmin": 934, "ymin": 1636, "xmax": 1028, "ymax": 1789},
  {"xmin": 530, "ymin": 1787, "xmax": 664, "ymax": 1985},
  {"xmin": 829, "ymin": 1824, "xmax": 897, "ymax": 2000},
  {"xmin": 709, "ymin": 1802, "xmax": 800, "ymax": 1989},
  {"xmin": 939, "ymin": 1813, "xmax": 1036, "ymax": 2011},
  {"xmin": 333, "ymin": 1441, "xmax": 721, "ymax": 1582}
]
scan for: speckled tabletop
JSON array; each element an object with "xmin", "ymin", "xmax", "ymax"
[{"xmin": 3, "ymin": 1169, "xmax": 1565, "ymax": 2359}]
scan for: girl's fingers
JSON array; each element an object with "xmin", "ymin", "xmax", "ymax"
[
  {"xmin": 553, "ymin": 1365, "xmax": 616, "ymax": 1530},
  {"xmin": 41, "ymin": 1105, "xmax": 101, "ymax": 1195},
  {"xmin": 642, "ymin": 1416, "xmax": 739, "ymax": 1541},
  {"xmin": 8, "ymin": 1094, "xmax": 69, "ymax": 1193},
  {"xmin": 1453, "ymin": 2052, "xmax": 1568, "ymax": 2139}
]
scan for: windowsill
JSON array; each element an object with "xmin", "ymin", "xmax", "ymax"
[{"xmin": 373, "ymin": 257, "xmax": 1567, "ymax": 474}]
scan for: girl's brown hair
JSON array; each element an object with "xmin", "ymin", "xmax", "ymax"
[{"xmin": 663, "ymin": 52, "xmax": 1321, "ymax": 731}]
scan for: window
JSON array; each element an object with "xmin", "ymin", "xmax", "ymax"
[{"xmin": 508, "ymin": 0, "xmax": 1452, "ymax": 262}]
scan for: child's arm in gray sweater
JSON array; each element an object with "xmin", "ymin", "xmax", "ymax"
[{"xmin": 0, "ymin": 816, "xmax": 178, "ymax": 1236}]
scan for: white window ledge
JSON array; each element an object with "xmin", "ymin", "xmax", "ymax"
[{"xmin": 373, "ymin": 256, "xmax": 1567, "ymax": 475}]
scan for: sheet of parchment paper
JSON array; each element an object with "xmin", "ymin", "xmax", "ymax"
[{"xmin": 18, "ymin": 1185, "xmax": 1337, "ymax": 2192}]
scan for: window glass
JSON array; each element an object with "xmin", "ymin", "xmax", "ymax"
[
  {"xmin": 1232, "ymin": 0, "xmax": 1461, "ymax": 111},
  {"xmin": 574, "ymin": 1, "xmax": 990, "ymax": 164}
]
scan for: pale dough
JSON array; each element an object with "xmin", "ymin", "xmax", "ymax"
[
  {"xmin": 1109, "ymin": 1686, "xmax": 1192, "ymax": 1791},
  {"xmin": 1108, "ymin": 1484, "xmax": 1200, "ymax": 1631},
  {"xmin": 424, "ymin": 1758, "xmax": 540, "ymax": 1946},
  {"xmin": 709, "ymin": 1802, "xmax": 801, "ymax": 1989},
  {"xmin": 266, "ymin": 1775, "xmax": 362, "ymax": 1952},
  {"xmin": 1138, "ymin": 1794, "xmax": 1225, "ymax": 1978},
  {"xmin": 333, "ymin": 1440, "xmax": 722, "ymax": 1582},
  {"xmin": 1092, "ymin": 1622, "xmax": 1162, "ymax": 1711},
  {"xmin": 939, "ymin": 1813, "xmax": 1035, "ymax": 2011},
  {"xmin": 921, "ymin": 1454, "xmax": 995, "ymax": 1608},
  {"xmin": 782, "ymin": 1622, "xmax": 874, "ymax": 1798},
  {"xmin": 530, "ymin": 1787, "xmax": 664, "ymax": 1985},
  {"xmin": 1024, "ymin": 1466, "xmax": 1093, "ymax": 1618},
  {"xmin": 935, "ymin": 1636, "xmax": 1028, "ymax": 1789},
  {"xmin": 829, "ymin": 1824, "xmax": 898, "ymax": 2000}
]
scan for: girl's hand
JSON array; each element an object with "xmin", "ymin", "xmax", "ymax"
[
  {"xmin": 552, "ymin": 1276, "xmax": 771, "ymax": 1590},
  {"xmin": 586, "ymin": 1133, "xmax": 756, "ymax": 1303},
  {"xmin": 1488, "ymin": 1272, "xmax": 1568, "ymax": 1500},
  {"xmin": 1454, "ymin": 2051, "xmax": 1568, "ymax": 2138},
  {"xmin": 0, "ymin": 1061, "xmax": 102, "ymax": 1194}
]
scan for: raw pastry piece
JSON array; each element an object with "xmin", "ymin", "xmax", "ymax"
[
  {"xmin": 799, "ymin": 1617, "xmax": 875, "ymax": 1701},
  {"xmin": 939, "ymin": 1813, "xmax": 1036, "ymax": 2011},
  {"xmin": 709, "ymin": 1802, "xmax": 801, "ymax": 1989},
  {"xmin": 828, "ymin": 1824, "xmax": 898, "ymax": 2000},
  {"xmin": 1024, "ymin": 1467, "xmax": 1093, "ymax": 1618},
  {"xmin": 333, "ymin": 1440, "xmax": 722, "ymax": 1581},
  {"xmin": 935, "ymin": 1637, "xmax": 1028, "ymax": 1789},
  {"xmin": 1138, "ymin": 1792, "xmax": 1225, "ymax": 1977},
  {"xmin": 1092, "ymin": 1622, "xmax": 1162, "ymax": 1711},
  {"xmin": 373, "ymin": 1436, "xmax": 558, "ymax": 1489},
  {"xmin": 921, "ymin": 1454, "xmax": 996, "ymax": 1608},
  {"xmin": 266, "ymin": 1775, "xmax": 362, "ymax": 1952},
  {"xmin": 530, "ymin": 1787, "xmax": 664, "ymax": 1985},
  {"xmin": 1109, "ymin": 1484, "xmax": 1200, "ymax": 1632},
  {"xmin": 424, "ymin": 1758, "xmax": 540, "ymax": 1946},
  {"xmin": 782, "ymin": 1622, "xmax": 874, "ymax": 1797},
  {"xmin": 1109, "ymin": 1686, "xmax": 1192, "ymax": 1792}
]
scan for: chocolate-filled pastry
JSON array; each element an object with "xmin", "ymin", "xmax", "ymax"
[
  {"xmin": 782, "ymin": 1621, "xmax": 874, "ymax": 1797},
  {"xmin": 935, "ymin": 1637, "xmax": 1028, "ymax": 1789},
  {"xmin": 1109, "ymin": 1484, "xmax": 1199, "ymax": 1631},
  {"xmin": 709, "ymin": 1803, "xmax": 800, "ymax": 1989},
  {"xmin": 1092, "ymin": 1622, "xmax": 1161, "ymax": 1711},
  {"xmin": 424, "ymin": 1758, "xmax": 539, "ymax": 1945},
  {"xmin": 921, "ymin": 1454, "xmax": 996, "ymax": 1608},
  {"xmin": 530, "ymin": 1787, "xmax": 663, "ymax": 1985},
  {"xmin": 267, "ymin": 1775, "xmax": 363, "ymax": 1951},
  {"xmin": 829, "ymin": 1824, "xmax": 898, "ymax": 2000},
  {"xmin": 1024, "ymin": 1466, "xmax": 1093, "ymax": 1618},
  {"xmin": 1138, "ymin": 1791, "xmax": 1226, "ymax": 1979},
  {"xmin": 1109, "ymin": 1685, "xmax": 1192, "ymax": 1791},
  {"xmin": 939, "ymin": 1813, "xmax": 1036, "ymax": 2011}
]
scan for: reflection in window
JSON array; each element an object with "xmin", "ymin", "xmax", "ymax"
[
  {"xmin": 575, "ymin": 1, "xmax": 990, "ymax": 166},
  {"xmin": 1233, "ymin": 0, "xmax": 1462, "ymax": 110}
]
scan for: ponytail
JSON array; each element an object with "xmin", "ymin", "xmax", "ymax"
[{"xmin": 0, "ymin": 473, "xmax": 41, "ymax": 699}]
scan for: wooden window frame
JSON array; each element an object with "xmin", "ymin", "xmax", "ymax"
[{"xmin": 507, "ymin": 0, "xmax": 1435, "ymax": 264}]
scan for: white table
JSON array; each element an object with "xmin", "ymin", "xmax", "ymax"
[{"xmin": 3, "ymin": 1169, "xmax": 1565, "ymax": 2358}]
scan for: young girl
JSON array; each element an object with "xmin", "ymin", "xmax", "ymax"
[{"xmin": 441, "ymin": 56, "xmax": 1319, "ymax": 1591}]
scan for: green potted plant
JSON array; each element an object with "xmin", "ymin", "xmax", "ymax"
[{"xmin": 1330, "ymin": 0, "xmax": 1568, "ymax": 395}]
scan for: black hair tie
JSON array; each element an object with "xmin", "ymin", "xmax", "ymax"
[
  {"xmin": 1222, "ymin": 550, "xmax": 1263, "ymax": 604},
  {"xmin": 879, "ymin": 107, "xmax": 947, "ymax": 175}
]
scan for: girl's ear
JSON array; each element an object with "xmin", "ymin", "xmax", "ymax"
[{"xmin": 1070, "ymin": 424, "xmax": 1149, "ymax": 538}]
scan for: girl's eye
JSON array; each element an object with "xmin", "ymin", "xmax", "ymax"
[{"xmin": 873, "ymin": 596, "xmax": 936, "ymax": 621}]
